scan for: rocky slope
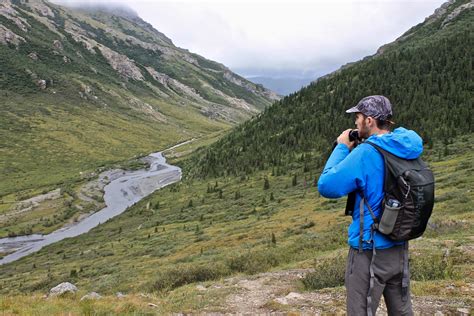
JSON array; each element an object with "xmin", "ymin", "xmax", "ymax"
[
  {"xmin": 0, "ymin": 0, "xmax": 279, "ymax": 198},
  {"xmin": 0, "ymin": 0, "xmax": 278, "ymax": 117}
]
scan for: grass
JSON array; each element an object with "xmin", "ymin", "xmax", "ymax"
[
  {"xmin": 0, "ymin": 135, "xmax": 472, "ymax": 313},
  {"xmin": 0, "ymin": 90, "xmax": 229, "ymax": 197},
  {"xmin": 1, "ymin": 0, "xmax": 274, "ymax": 237},
  {"xmin": 0, "ymin": 285, "xmax": 236, "ymax": 315},
  {"xmin": 0, "ymin": 87, "xmax": 234, "ymax": 237}
]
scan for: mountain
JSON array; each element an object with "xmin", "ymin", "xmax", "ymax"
[
  {"xmin": 0, "ymin": 1, "xmax": 472, "ymax": 314},
  {"xmin": 185, "ymin": 0, "xmax": 473, "ymax": 179},
  {"xmin": 0, "ymin": 0, "xmax": 278, "ymax": 197},
  {"xmin": 243, "ymin": 75, "xmax": 314, "ymax": 96}
]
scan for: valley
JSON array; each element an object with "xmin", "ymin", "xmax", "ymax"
[{"xmin": 0, "ymin": 0, "xmax": 472, "ymax": 314}]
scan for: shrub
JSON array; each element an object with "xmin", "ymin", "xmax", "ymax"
[
  {"xmin": 150, "ymin": 263, "xmax": 229, "ymax": 291},
  {"xmin": 226, "ymin": 248, "xmax": 287, "ymax": 274},
  {"xmin": 302, "ymin": 254, "xmax": 346, "ymax": 290},
  {"xmin": 410, "ymin": 251, "xmax": 459, "ymax": 281},
  {"xmin": 300, "ymin": 221, "xmax": 315, "ymax": 229}
]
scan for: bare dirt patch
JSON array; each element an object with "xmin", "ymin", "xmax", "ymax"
[
  {"xmin": 203, "ymin": 269, "xmax": 472, "ymax": 315},
  {"xmin": 0, "ymin": 189, "xmax": 61, "ymax": 223}
]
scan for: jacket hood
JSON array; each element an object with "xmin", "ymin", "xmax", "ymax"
[{"xmin": 365, "ymin": 127, "xmax": 423, "ymax": 159}]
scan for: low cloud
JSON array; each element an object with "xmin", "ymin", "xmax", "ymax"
[{"xmin": 51, "ymin": 0, "xmax": 446, "ymax": 77}]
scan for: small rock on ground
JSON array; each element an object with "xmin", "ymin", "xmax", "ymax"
[
  {"xmin": 49, "ymin": 282, "xmax": 77, "ymax": 297},
  {"xmin": 80, "ymin": 292, "xmax": 101, "ymax": 301}
]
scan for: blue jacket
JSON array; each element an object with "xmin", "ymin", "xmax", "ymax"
[{"xmin": 318, "ymin": 127, "xmax": 423, "ymax": 249}]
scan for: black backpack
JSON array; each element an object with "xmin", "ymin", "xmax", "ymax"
[{"xmin": 364, "ymin": 141, "xmax": 435, "ymax": 241}]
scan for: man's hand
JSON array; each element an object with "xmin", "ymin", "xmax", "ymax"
[{"xmin": 337, "ymin": 129, "xmax": 356, "ymax": 150}]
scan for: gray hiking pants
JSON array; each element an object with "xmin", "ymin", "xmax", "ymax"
[{"xmin": 345, "ymin": 245, "xmax": 413, "ymax": 315}]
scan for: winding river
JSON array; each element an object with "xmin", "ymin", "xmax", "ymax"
[{"xmin": 0, "ymin": 143, "xmax": 187, "ymax": 265}]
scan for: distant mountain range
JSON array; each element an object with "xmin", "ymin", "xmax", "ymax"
[{"xmin": 242, "ymin": 75, "xmax": 314, "ymax": 96}]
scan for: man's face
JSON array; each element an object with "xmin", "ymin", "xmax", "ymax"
[{"xmin": 355, "ymin": 113, "xmax": 370, "ymax": 139}]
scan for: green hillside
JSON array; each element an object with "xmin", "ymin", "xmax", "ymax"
[
  {"xmin": 0, "ymin": 0, "xmax": 277, "ymax": 197},
  {"xmin": 0, "ymin": 0, "xmax": 472, "ymax": 314},
  {"xmin": 184, "ymin": 0, "xmax": 472, "ymax": 179},
  {"xmin": 0, "ymin": 131, "xmax": 472, "ymax": 314},
  {"xmin": 0, "ymin": 0, "xmax": 279, "ymax": 235}
]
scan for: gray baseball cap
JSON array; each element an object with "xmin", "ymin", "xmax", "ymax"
[{"xmin": 346, "ymin": 95, "xmax": 393, "ymax": 120}]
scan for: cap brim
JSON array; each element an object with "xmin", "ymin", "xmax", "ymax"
[{"xmin": 345, "ymin": 106, "xmax": 360, "ymax": 114}]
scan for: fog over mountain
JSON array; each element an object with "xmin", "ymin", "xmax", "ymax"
[
  {"xmin": 52, "ymin": 0, "xmax": 447, "ymax": 89},
  {"xmin": 241, "ymin": 75, "xmax": 313, "ymax": 96}
]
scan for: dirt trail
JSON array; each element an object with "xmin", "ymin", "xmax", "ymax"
[{"xmin": 202, "ymin": 269, "xmax": 472, "ymax": 315}]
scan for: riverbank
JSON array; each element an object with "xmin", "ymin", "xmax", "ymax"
[
  {"xmin": 0, "ymin": 141, "xmax": 194, "ymax": 264},
  {"xmin": 0, "ymin": 137, "xmax": 200, "ymax": 241}
]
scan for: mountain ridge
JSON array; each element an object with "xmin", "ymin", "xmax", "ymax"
[
  {"xmin": 184, "ymin": 0, "xmax": 473, "ymax": 179},
  {"xmin": 314, "ymin": 0, "xmax": 472, "ymax": 84},
  {"xmin": 0, "ymin": 0, "xmax": 278, "ymax": 197},
  {"xmin": 0, "ymin": 2, "xmax": 472, "ymax": 314}
]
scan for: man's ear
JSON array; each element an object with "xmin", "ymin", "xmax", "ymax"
[{"xmin": 367, "ymin": 116, "xmax": 375, "ymax": 127}]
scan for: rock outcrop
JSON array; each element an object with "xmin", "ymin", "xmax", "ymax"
[
  {"xmin": 376, "ymin": 0, "xmax": 473, "ymax": 56},
  {"xmin": 98, "ymin": 45, "xmax": 144, "ymax": 80},
  {"xmin": 0, "ymin": 25, "xmax": 25, "ymax": 47},
  {"xmin": 0, "ymin": 0, "xmax": 278, "ymax": 127},
  {"xmin": 53, "ymin": 40, "xmax": 63, "ymax": 51},
  {"xmin": 0, "ymin": 0, "xmax": 30, "ymax": 32},
  {"xmin": 223, "ymin": 71, "xmax": 279, "ymax": 101},
  {"xmin": 441, "ymin": 1, "xmax": 474, "ymax": 28},
  {"xmin": 423, "ymin": 0, "xmax": 456, "ymax": 25},
  {"xmin": 49, "ymin": 282, "xmax": 78, "ymax": 297},
  {"xmin": 28, "ymin": 52, "xmax": 38, "ymax": 60}
]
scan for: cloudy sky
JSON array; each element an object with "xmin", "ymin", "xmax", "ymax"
[{"xmin": 52, "ymin": 0, "xmax": 446, "ymax": 78}]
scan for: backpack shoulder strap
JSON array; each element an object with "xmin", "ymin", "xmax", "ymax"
[
  {"xmin": 364, "ymin": 141, "xmax": 399, "ymax": 192},
  {"xmin": 365, "ymin": 141, "xmax": 428, "ymax": 175},
  {"xmin": 358, "ymin": 190, "xmax": 379, "ymax": 253}
]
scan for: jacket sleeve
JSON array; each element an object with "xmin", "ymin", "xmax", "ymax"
[{"xmin": 317, "ymin": 143, "xmax": 366, "ymax": 198}]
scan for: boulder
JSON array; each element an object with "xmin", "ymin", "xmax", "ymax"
[
  {"xmin": 285, "ymin": 292, "xmax": 303, "ymax": 300},
  {"xmin": 53, "ymin": 40, "xmax": 63, "ymax": 50},
  {"xmin": 49, "ymin": 282, "xmax": 77, "ymax": 297},
  {"xmin": 37, "ymin": 79, "xmax": 47, "ymax": 90},
  {"xmin": 80, "ymin": 292, "xmax": 101, "ymax": 301},
  {"xmin": 457, "ymin": 308, "xmax": 470, "ymax": 315},
  {"xmin": 196, "ymin": 285, "xmax": 207, "ymax": 291},
  {"xmin": 28, "ymin": 52, "xmax": 38, "ymax": 60}
]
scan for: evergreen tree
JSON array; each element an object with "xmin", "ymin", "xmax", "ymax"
[
  {"xmin": 183, "ymin": 8, "xmax": 473, "ymax": 180},
  {"xmin": 263, "ymin": 177, "xmax": 270, "ymax": 190}
]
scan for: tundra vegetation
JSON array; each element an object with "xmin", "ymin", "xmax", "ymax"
[{"xmin": 0, "ymin": 0, "xmax": 472, "ymax": 314}]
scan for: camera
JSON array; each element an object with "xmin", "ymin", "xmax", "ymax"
[
  {"xmin": 332, "ymin": 129, "xmax": 361, "ymax": 150},
  {"xmin": 348, "ymin": 130, "xmax": 360, "ymax": 142}
]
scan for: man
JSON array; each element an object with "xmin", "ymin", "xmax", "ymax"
[{"xmin": 318, "ymin": 95, "xmax": 422, "ymax": 315}]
